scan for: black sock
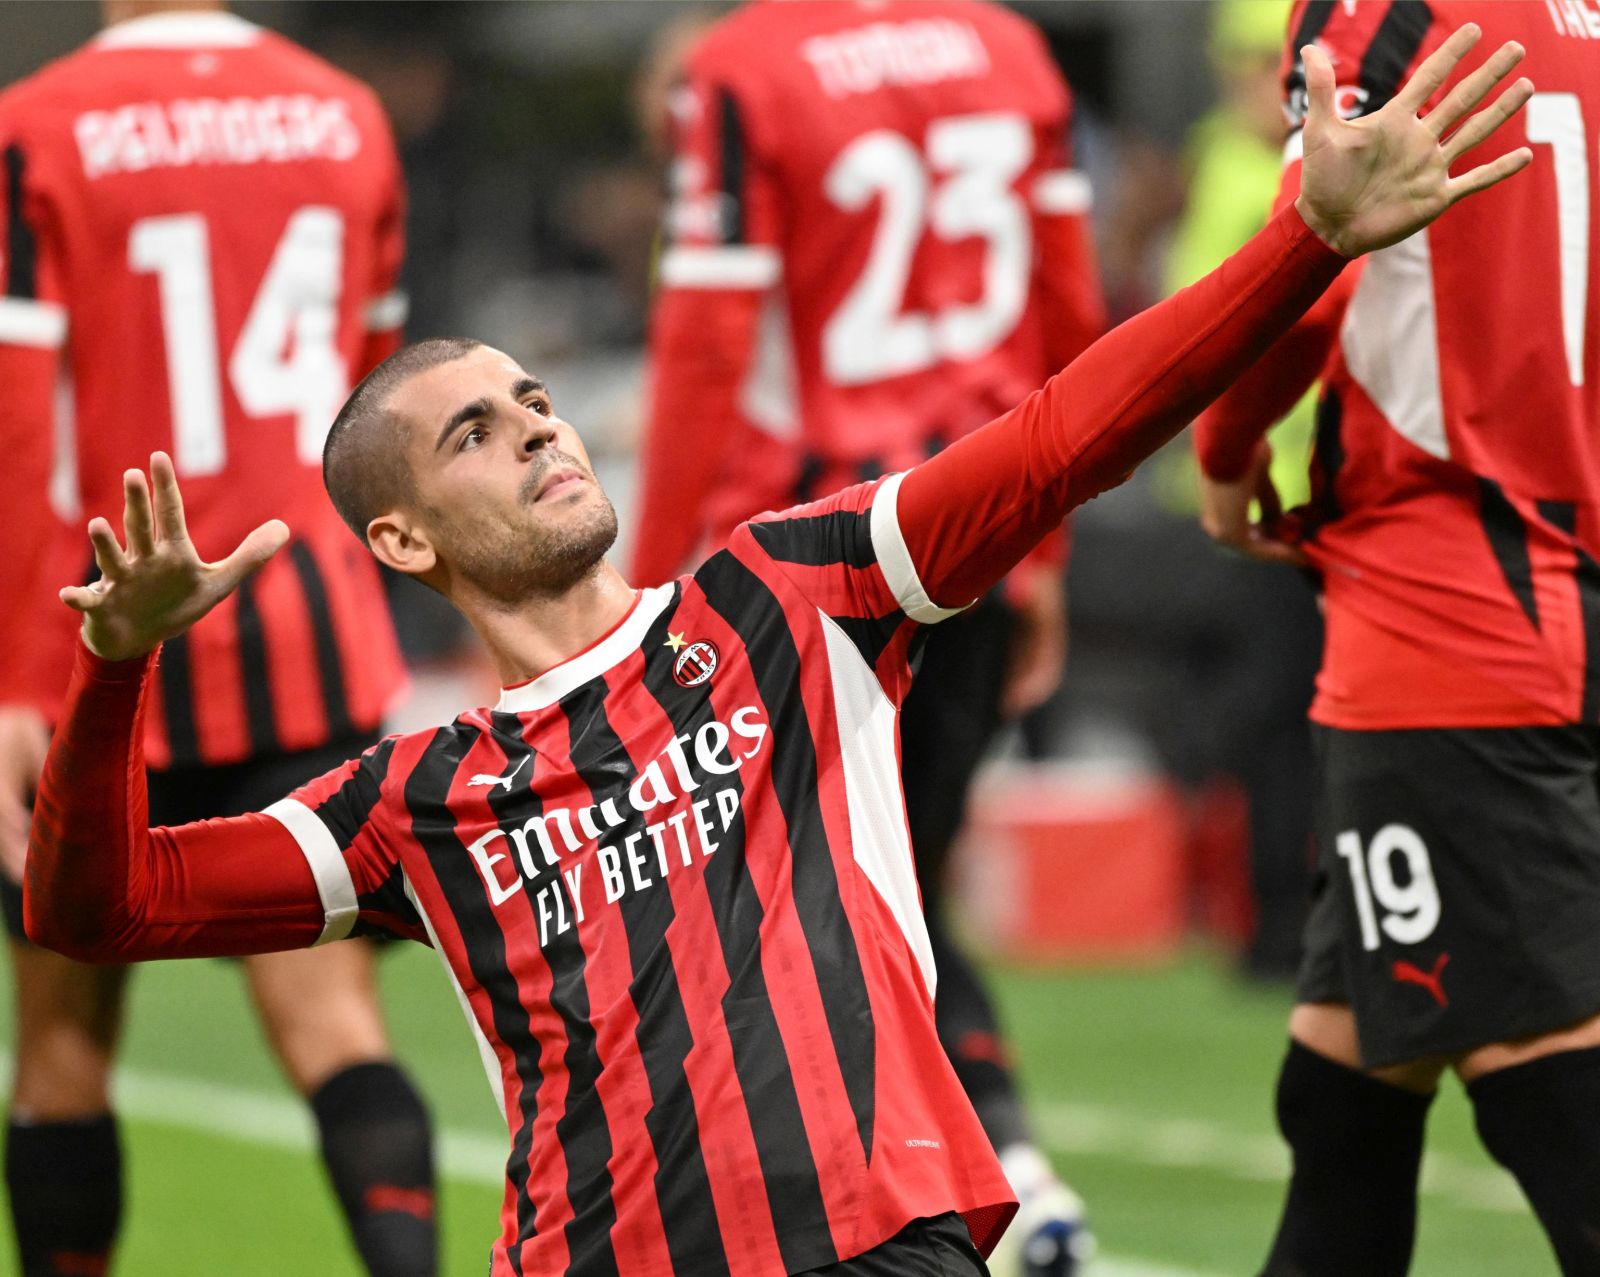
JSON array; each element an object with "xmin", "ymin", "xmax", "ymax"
[
  {"xmin": 309, "ymin": 1062, "xmax": 438, "ymax": 1277},
  {"xmin": 1258, "ymin": 1041, "xmax": 1433, "ymax": 1277},
  {"xmin": 1469, "ymin": 1045, "xmax": 1600, "ymax": 1275},
  {"xmin": 5, "ymin": 1114, "xmax": 122, "ymax": 1277}
]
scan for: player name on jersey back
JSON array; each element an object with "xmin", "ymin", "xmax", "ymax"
[
  {"xmin": 801, "ymin": 17, "xmax": 990, "ymax": 98},
  {"xmin": 74, "ymin": 94, "xmax": 361, "ymax": 179}
]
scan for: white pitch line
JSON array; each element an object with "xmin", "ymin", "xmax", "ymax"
[
  {"xmin": 0, "ymin": 1054, "xmax": 1523, "ymax": 1274},
  {"xmin": 1034, "ymin": 1100, "xmax": 1526, "ymax": 1215}
]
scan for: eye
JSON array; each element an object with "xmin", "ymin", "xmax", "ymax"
[
  {"xmin": 526, "ymin": 397, "xmax": 551, "ymax": 417},
  {"xmin": 459, "ymin": 423, "xmax": 488, "ymax": 451}
]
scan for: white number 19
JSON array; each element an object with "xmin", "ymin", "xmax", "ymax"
[{"xmin": 1335, "ymin": 824, "xmax": 1441, "ymax": 951}]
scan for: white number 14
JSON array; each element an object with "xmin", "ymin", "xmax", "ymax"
[{"xmin": 129, "ymin": 207, "xmax": 348, "ymax": 476}]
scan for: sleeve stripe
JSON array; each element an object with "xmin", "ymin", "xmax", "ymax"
[
  {"xmin": 5, "ymin": 144, "xmax": 38, "ymax": 300},
  {"xmin": 659, "ymin": 245, "xmax": 781, "ymax": 290},
  {"xmin": 363, "ymin": 289, "xmax": 409, "ymax": 332},
  {"xmin": 263, "ymin": 797, "xmax": 359, "ymax": 945},
  {"xmin": 1034, "ymin": 169, "xmax": 1093, "ymax": 215},
  {"xmin": 868, "ymin": 472, "xmax": 969, "ymax": 625},
  {"xmin": 0, "ymin": 297, "xmax": 66, "ymax": 347}
]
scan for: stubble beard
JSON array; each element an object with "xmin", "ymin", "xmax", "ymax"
[{"xmin": 438, "ymin": 485, "xmax": 620, "ymax": 605}]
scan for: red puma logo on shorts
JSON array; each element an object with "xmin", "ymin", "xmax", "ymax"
[{"xmin": 1392, "ymin": 953, "xmax": 1450, "ymax": 1008}]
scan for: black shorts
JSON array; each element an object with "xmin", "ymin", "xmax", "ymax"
[
  {"xmin": 1298, "ymin": 724, "xmax": 1600, "ymax": 1067},
  {"xmin": 4, "ymin": 732, "xmax": 379, "ymax": 945},
  {"xmin": 796, "ymin": 1213, "xmax": 987, "ymax": 1277}
]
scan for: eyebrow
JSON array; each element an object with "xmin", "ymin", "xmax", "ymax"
[{"xmin": 433, "ymin": 378, "xmax": 548, "ymax": 452}]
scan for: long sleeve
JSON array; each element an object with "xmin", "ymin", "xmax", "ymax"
[
  {"xmin": 25, "ymin": 639, "xmax": 330, "ymax": 961},
  {"xmin": 894, "ymin": 202, "xmax": 1346, "ymax": 608}
]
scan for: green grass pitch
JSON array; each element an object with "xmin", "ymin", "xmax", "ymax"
[{"xmin": 0, "ymin": 944, "xmax": 1555, "ymax": 1275}]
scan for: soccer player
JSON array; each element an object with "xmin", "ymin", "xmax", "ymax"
[
  {"xmin": 0, "ymin": 3, "xmax": 436, "ymax": 1274},
  {"xmin": 25, "ymin": 25, "xmax": 1528, "ymax": 1277},
  {"xmin": 1193, "ymin": 2, "xmax": 1600, "ymax": 1273},
  {"xmin": 630, "ymin": 4, "xmax": 1105, "ymax": 1267}
]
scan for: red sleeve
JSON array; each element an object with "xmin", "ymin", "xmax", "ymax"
[
  {"xmin": 1029, "ymin": 106, "xmax": 1105, "ymax": 371},
  {"xmin": 890, "ymin": 203, "xmax": 1346, "ymax": 608},
  {"xmin": 357, "ymin": 103, "xmax": 407, "ymax": 377},
  {"xmin": 1190, "ymin": 166, "xmax": 1352, "ymax": 480},
  {"xmin": 0, "ymin": 112, "xmax": 78, "ymax": 718},
  {"xmin": 25, "ymin": 640, "xmax": 419, "ymax": 960},
  {"xmin": 632, "ymin": 40, "xmax": 782, "ymax": 586}
]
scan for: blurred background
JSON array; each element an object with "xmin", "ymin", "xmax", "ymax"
[{"xmin": 0, "ymin": 3, "xmax": 1552, "ymax": 1275}]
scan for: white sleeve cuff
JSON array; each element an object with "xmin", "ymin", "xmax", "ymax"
[
  {"xmin": 263, "ymin": 797, "xmax": 359, "ymax": 945},
  {"xmin": 363, "ymin": 289, "xmax": 409, "ymax": 332},
  {"xmin": 0, "ymin": 298, "xmax": 66, "ymax": 348},
  {"xmin": 1033, "ymin": 169, "xmax": 1093, "ymax": 215},
  {"xmin": 659, "ymin": 245, "xmax": 781, "ymax": 289},
  {"xmin": 868, "ymin": 473, "xmax": 970, "ymax": 625}
]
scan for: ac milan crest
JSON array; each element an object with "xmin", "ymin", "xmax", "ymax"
[{"xmin": 673, "ymin": 640, "xmax": 719, "ymax": 687}]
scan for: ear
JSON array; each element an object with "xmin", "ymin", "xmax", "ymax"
[{"xmin": 367, "ymin": 510, "xmax": 438, "ymax": 579}]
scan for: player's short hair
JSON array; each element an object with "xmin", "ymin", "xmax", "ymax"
[{"xmin": 323, "ymin": 336, "xmax": 484, "ymax": 541}]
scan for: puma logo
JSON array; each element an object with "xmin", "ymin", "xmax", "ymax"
[
  {"xmin": 468, "ymin": 754, "xmax": 530, "ymax": 792},
  {"xmin": 1392, "ymin": 953, "xmax": 1450, "ymax": 1008}
]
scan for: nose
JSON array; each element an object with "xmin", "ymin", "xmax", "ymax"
[{"xmin": 519, "ymin": 411, "xmax": 558, "ymax": 456}]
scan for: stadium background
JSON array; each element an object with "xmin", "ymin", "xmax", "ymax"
[{"xmin": 0, "ymin": 2, "xmax": 1556, "ymax": 1274}]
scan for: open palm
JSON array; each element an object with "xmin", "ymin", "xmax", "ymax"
[
  {"xmin": 1296, "ymin": 23, "xmax": 1533, "ymax": 257},
  {"xmin": 62, "ymin": 452, "xmax": 289, "ymax": 663}
]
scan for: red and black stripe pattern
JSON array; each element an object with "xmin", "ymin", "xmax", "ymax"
[{"xmin": 276, "ymin": 482, "xmax": 1011, "ymax": 1275}]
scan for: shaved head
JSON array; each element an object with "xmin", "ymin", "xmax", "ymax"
[{"xmin": 323, "ymin": 337, "xmax": 483, "ymax": 541}]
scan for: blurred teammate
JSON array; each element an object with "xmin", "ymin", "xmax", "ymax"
[
  {"xmin": 0, "ymin": 3, "xmax": 436, "ymax": 1273},
  {"xmin": 631, "ymin": 5, "xmax": 1105, "ymax": 1267},
  {"xmin": 1194, "ymin": 2, "xmax": 1599, "ymax": 1273},
  {"xmin": 19, "ymin": 24, "xmax": 1529, "ymax": 1277}
]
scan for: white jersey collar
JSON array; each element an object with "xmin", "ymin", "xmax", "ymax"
[
  {"xmin": 494, "ymin": 585, "xmax": 676, "ymax": 716},
  {"xmin": 95, "ymin": 11, "xmax": 261, "ymax": 49}
]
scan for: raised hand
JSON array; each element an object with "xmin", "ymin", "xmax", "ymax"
[
  {"xmin": 61, "ymin": 452, "xmax": 289, "ymax": 663},
  {"xmin": 1295, "ymin": 23, "xmax": 1533, "ymax": 257}
]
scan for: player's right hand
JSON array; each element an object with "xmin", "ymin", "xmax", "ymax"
[
  {"xmin": 0, "ymin": 706, "xmax": 49, "ymax": 884},
  {"xmin": 1199, "ymin": 439, "xmax": 1310, "ymax": 568},
  {"xmin": 60, "ymin": 452, "xmax": 289, "ymax": 664},
  {"xmin": 1295, "ymin": 23, "xmax": 1533, "ymax": 258}
]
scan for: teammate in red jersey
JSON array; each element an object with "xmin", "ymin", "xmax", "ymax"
[
  {"xmin": 0, "ymin": 4, "xmax": 435, "ymax": 1275},
  {"xmin": 1194, "ymin": 2, "xmax": 1600, "ymax": 1273},
  {"xmin": 630, "ymin": 5, "xmax": 1105, "ymax": 1269},
  {"xmin": 23, "ymin": 25, "xmax": 1529, "ymax": 1277}
]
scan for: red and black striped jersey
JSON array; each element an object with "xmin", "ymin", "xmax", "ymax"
[
  {"xmin": 631, "ymin": 0, "xmax": 1103, "ymax": 585},
  {"xmin": 27, "ymin": 204, "xmax": 1347, "ymax": 1275},
  {"xmin": 1195, "ymin": 0, "xmax": 1600, "ymax": 729},
  {"xmin": 0, "ymin": 10, "xmax": 408, "ymax": 764},
  {"xmin": 276, "ymin": 482, "xmax": 1012, "ymax": 1276}
]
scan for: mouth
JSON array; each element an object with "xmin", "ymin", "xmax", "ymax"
[{"xmin": 531, "ymin": 466, "xmax": 587, "ymax": 503}]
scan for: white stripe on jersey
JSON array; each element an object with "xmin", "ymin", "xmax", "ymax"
[
  {"xmin": 868, "ymin": 472, "xmax": 968, "ymax": 624},
  {"xmin": 364, "ymin": 289, "xmax": 409, "ymax": 332},
  {"xmin": 495, "ymin": 584, "xmax": 676, "ymax": 714},
  {"xmin": 818, "ymin": 611, "xmax": 938, "ymax": 999},
  {"xmin": 0, "ymin": 298, "xmax": 67, "ymax": 348},
  {"xmin": 659, "ymin": 245, "xmax": 782, "ymax": 290},
  {"xmin": 262, "ymin": 796, "xmax": 359, "ymax": 945},
  {"xmin": 1340, "ymin": 230, "xmax": 1449, "ymax": 460},
  {"xmin": 1033, "ymin": 169, "xmax": 1093, "ymax": 215},
  {"xmin": 403, "ymin": 873, "xmax": 506, "ymax": 1110}
]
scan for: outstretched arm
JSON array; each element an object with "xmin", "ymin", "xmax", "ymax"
[
  {"xmin": 23, "ymin": 454, "xmax": 327, "ymax": 960},
  {"xmin": 888, "ymin": 26, "xmax": 1530, "ymax": 608}
]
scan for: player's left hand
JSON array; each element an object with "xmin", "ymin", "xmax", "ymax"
[
  {"xmin": 1295, "ymin": 23, "xmax": 1533, "ymax": 257},
  {"xmin": 1199, "ymin": 440, "xmax": 1310, "ymax": 568},
  {"xmin": 60, "ymin": 452, "xmax": 289, "ymax": 663}
]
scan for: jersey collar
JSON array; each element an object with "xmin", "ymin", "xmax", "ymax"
[
  {"xmin": 95, "ymin": 11, "xmax": 261, "ymax": 49},
  {"xmin": 494, "ymin": 584, "xmax": 676, "ymax": 716}
]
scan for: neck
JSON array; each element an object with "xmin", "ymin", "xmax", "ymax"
[
  {"xmin": 455, "ymin": 560, "xmax": 638, "ymax": 688},
  {"xmin": 102, "ymin": 0, "xmax": 224, "ymax": 29}
]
